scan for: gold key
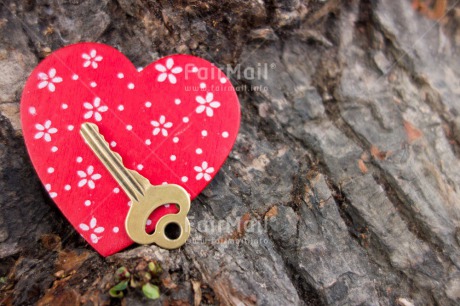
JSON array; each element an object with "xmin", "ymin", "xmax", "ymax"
[{"xmin": 80, "ymin": 122, "xmax": 190, "ymax": 249}]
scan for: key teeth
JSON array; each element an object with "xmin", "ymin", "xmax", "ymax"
[
  {"xmin": 90, "ymin": 129, "xmax": 149, "ymax": 187},
  {"xmin": 82, "ymin": 122, "xmax": 125, "ymax": 165},
  {"xmin": 129, "ymin": 170, "xmax": 152, "ymax": 189}
]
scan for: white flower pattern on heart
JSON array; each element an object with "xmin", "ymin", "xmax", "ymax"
[
  {"xmin": 194, "ymin": 161, "xmax": 214, "ymax": 181},
  {"xmin": 77, "ymin": 165, "xmax": 101, "ymax": 189},
  {"xmin": 79, "ymin": 217, "xmax": 105, "ymax": 243},
  {"xmin": 83, "ymin": 97, "xmax": 108, "ymax": 122},
  {"xmin": 155, "ymin": 58, "xmax": 183, "ymax": 84},
  {"xmin": 82, "ymin": 50, "xmax": 103, "ymax": 69},
  {"xmin": 37, "ymin": 68, "xmax": 62, "ymax": 92},
  {"xmin": 34, "ymin": 120, "xmax": 57, "ymax": 142},
  {"xmin": 151, "ymin": 115, "xmax": 173, "ymax": 137},
  {"xmin": 196, "ymin": 93, "xmax": 221, "ymax": 117}
]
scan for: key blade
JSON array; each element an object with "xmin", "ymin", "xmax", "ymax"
[{"xmin": 80, "ymin": 122, "xmax": 144, "ymax": 201}]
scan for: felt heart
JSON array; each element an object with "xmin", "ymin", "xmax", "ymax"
[{"xmin": 20, "ymin": 43, "xmax": 240, "ymax": 256}]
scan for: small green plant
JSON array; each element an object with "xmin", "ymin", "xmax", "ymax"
[
  {"xmin": 109, "ymin": 280, "xmax": 128, "ymax": 298},
  {"xmin": 109, "ymin": 261, "xmax": 162, "ymax": 300},
  {"xmin": 148, "ymin": 261, "xmax": 162, "ymax": 275},
  {"xmin": 142, "ymin": 283, "xmax": 160, "ymax": 299},
  {"xmin": 115, "ymin": 267, "xmax": 131, "ymax": 282}
]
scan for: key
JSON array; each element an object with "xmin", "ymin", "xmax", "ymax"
[{"xmin": 80, "ymin": 122, "xmax": 190, "ymax": 249}]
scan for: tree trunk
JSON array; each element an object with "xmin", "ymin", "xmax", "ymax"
[{"xmin": 1, "ymin": 0, "xmax": 460, "ymax": 305}]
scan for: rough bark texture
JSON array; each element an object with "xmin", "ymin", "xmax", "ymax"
[{"xmin": 2, "ymin": 0, "xmax": 460, "ymax": 305}]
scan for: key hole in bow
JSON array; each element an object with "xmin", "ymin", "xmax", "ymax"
[
  {"xmin": 145, "ymin": 204, "xmax": 180, "ymax": 234},
  {"xmin": 164, "ymin": 222, "xmax": 181, "ymax": 240}
]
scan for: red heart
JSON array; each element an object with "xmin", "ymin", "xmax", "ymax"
[{"xmin": 20, "ymin": 43, "xmax": 240, "ymax": 256}]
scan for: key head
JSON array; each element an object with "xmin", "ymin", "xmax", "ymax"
[{"xmin": 125, "ymin": 184, "xmax": 191, "ymax": 249}]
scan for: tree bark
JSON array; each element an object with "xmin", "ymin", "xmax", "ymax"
[{"xmin": 1, "ymin": 0, "xmax": 460, "ymax": 305}]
